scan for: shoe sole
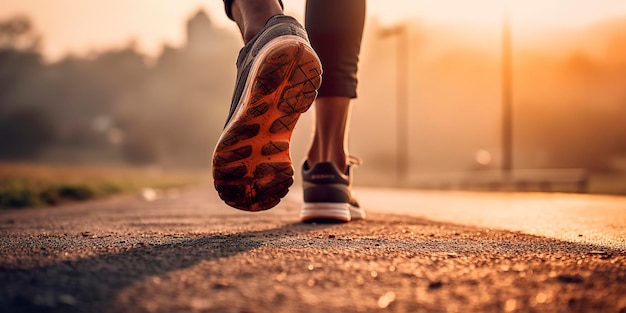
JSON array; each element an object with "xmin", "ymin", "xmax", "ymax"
[
  {"xmin": 213, "ymin": 35, "xmax": 322, "ymax": 212},
  {"xmin": 300, "ymin": 203, "xmax": 367, "ymax": 223}
]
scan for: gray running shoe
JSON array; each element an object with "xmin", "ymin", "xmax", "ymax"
[
  {"xmin": 300, "ymin": 159, "xmax": 366, "ymax": 222},
  {"xmin": 212, "ymin": 15, "xmax": 322, "ymax": 212}
]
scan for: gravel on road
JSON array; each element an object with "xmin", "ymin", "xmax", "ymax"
[{"xmin": 1, "ymin": 188, "xmax": 624, "ymax": 313}]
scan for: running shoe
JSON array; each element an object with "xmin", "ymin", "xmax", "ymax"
[
  {"xmin": 212, "ymin": 15, "xmax": 322, "ymax": 211},
  {"xmin": 300, "ymin": 158, "xmax": 366, "ymax": 222}
]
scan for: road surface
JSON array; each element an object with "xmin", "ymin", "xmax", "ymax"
[{"xmin": 1, "ymin": 186, "xmax": 625, "ymax": 313}]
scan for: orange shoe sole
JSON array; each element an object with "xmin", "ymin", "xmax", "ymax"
[{"xmin": 213, "ymin": 36, "xmax": 322, "ymax": 211}]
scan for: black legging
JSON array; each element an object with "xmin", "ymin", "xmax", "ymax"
[{"xmin": 223, "ymin": 0, "xmax": 365, "ymax": 99}]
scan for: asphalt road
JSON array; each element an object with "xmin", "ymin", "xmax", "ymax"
[{"xmin": 1, "ymin": 186, "xmax": 624, "ymax": 313}]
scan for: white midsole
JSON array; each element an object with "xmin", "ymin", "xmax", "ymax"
[{"xmin": 300, "ymin": 202, "xmax": 366, "ymax": 221}]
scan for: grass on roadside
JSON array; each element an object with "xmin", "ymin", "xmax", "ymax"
[{"xmin": 0, "ymin": 163, "xmax": 205, "ymax": 209}]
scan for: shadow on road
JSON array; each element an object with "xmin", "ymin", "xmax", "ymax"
[
  {"xmin": 0, "ymin": 221, "xmax": 333, "ymax": 313},
  {"xmin": 0, "ymin": 214, "xmax": 623, "ymax": 313}
]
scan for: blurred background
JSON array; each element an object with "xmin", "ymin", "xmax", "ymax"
[{"xmin": 1, "ymin": 0, "xmax": 625, "ymax": 197}]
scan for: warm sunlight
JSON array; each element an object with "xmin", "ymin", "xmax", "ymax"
[
  {"xmin": 2, "ymin": 0, "xmax": 626, "ymax": 59},
  {"xmin": 2, "ymin": 1, "xmax": 626, "ymax": 199},
  {"xmin": 368, "ymin": 0, "xmax": 626, "ymax": 29}
]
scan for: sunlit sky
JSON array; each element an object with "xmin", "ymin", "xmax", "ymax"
[{"xmin": 2, "ymin": 0, "xmax": 626, "ymax": 60}]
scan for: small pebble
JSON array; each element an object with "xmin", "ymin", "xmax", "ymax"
[
  {"xmin": 377, "ymin": 291, "xmax": 396, "ymax": 308},
  {"xmin": 428, "ymin": 281, "xmax": 443, "ymax": 289},
  {"xmin": 588, "ymin": 250, "xmax": 608, "ymax": 255},
  {"xmin": 557, "ymin": 274, "xmax": 583, "ymax": 284},
  {"xmin": 504, "ymin": 299, "xmax": 517, "ymax": 312}
]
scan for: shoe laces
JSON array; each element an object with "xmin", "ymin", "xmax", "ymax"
[{"xmin": 348, "ymin": 155, "xmax": 363, "ymax": 167}]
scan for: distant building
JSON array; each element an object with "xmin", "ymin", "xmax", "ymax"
[
  {"xmin": 156, "ymin": 8, "xmax": 240, "ymax": 70},
  {"xmin": 185, "ymin": 9, "xmax": 239, "ymax": 56}
]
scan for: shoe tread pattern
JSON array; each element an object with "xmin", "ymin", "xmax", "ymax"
[{"xmin": 213, "ymin": 40, "xmax": 321, "ymax": 211}]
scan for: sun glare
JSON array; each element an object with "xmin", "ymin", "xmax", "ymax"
[
  {"xmin": 2, "ymin": 0, "xmax": 625, "ymax": 59},
  {"xmin": 366, "ymin": 0, "xmax": 626, "ymax": 30}
]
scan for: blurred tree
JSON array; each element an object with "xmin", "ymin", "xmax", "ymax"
[
  {"xmin": 0, "ymin": 15, "xmax": 40, "ymax": 50},
  {"xmin": 0, "ymin": 16, "xmax": 51, "ymax": 160},
  {"xmin": 0, "ymin": 16, "xmax": 42, "ymax": 113},
  {"xmin": 0, "ymin": 11, "xmax": 242, "ymax": 168},
  {"xmin": 121, "ymin": 135, "xmax": 160, "ymax": 165},
  {"xmin": 0, "ymin": 108, "xmax": 55, "ymax": 159}
]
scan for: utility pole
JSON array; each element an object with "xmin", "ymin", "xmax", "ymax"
[
  {"xmin": 396, "ymin": 26, "xmax": 409, "ymax": 185},
  {"xmin": 502, "ymin": 14, "xmax": 513, "ymax": 178},
  {"xmin": 381, "ymin": 25, "xmax": 409, "ymax": 185}
]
